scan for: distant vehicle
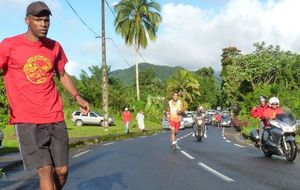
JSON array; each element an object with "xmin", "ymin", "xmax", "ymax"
[
  {"xmin": 222, "ymin": 111, "xmax": 231, "ymax": 117},
  {"xmin": 205, "ymin": 110, "xmax": 216, "ymax": 125},
  {"xmin": 221, "ymin": 115, "xmax": 232, "ymax": 127},
  {"xmin": 71, "ymin": 111, "xmax": 114, "ymax": 127},
  {"xmin": 161, "ymin": 117, "xmax": 185, "ymax": 130},
  {"xmin": 182, "ymin": 112, "xmax": 195, "ymax": 128},
  {"xmin": 0, "ymin": 129, "xmax": 3, "ymax": 149}
]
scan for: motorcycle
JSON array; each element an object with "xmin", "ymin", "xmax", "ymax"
[
  {"xmin": 249, "ymin": 109, "xmax": 299, "ymax": 162},
  {"xmin": 194, "ymin": 113, "xmax": 206, "ymax": 142}
]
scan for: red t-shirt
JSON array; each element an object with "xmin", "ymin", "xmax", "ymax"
[
  {"xmin": 0, "ymin": 34, "xmax": 68, "ymax": 124},
  {"xmin": 250, "ymin": 104, "xmax": 268, "ymax": 119},
  {"xmin": 122, "ymin": 111, "xmax": 132, "ymax": 124}
]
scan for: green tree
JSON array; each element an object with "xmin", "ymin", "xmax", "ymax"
[
  {"xmin": 167, "ymin": 70, "xmax": 200, "ymax": 109},
  {"xmin": 114, "ymin": 0, "xmax": 162, "ymax": 100},
  {"xmin": 0, "ymin": 71, "xmax": 9, "ymax": 128},
  {"xmin": 194, "ymin": 67, "xmax": 221, "ymax": 110}
]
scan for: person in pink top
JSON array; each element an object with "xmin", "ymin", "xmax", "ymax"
[
  {"xmin": 0, "ymin": 2, "xmax": 89, "ymax": 190},
  {"xmin": 122, "ymin": 107, "xmax": 132, "ymax": 134}
]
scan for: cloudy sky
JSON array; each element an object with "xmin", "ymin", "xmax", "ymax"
[{"xmin": 1, "ymin": 0, "xmax": 299, "ymax": 77}]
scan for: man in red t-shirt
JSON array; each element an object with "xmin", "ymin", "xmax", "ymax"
[
  {"xmin": 0, "ymin": 2, "xmax": 89, "ymax": 190},
  {"xmin": 122, "ymin": 107, "xmax": 132, "ymax": 134},
  {"xmin": 250, "ymin": 96, "xmax": 268, "ymax": 145}
]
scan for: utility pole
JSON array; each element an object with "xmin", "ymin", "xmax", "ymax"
[{"xmin": 101, "ymin": 0, "xmax": 109, "ymax": 130}]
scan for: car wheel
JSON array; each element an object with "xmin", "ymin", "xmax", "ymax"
[
  {"xmin": 75, "ymin": 120, "xmax": 83, "ymax": 127},
  {"xmin": 100, "ymin": 121, "xmax": 104, "ymax": 127}
]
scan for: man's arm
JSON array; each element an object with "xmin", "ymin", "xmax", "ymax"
[{"xmin": 59, "ymin": 70, "xmax": 89, "ymax": 114}]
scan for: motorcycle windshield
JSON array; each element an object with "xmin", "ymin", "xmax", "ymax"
[{"xmin": 274, "ymin": 109, "xmax": 296, "ymax": 126}]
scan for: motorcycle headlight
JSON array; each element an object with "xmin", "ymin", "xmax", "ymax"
[
  {"xmin": 287, "ymin": 125, "xmax": 296, "ymax": 132},
  {"xmin": 197, "ymin": 120, "xmax": 203, "ymax": 125}
]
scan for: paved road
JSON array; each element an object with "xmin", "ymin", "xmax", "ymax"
[{"xmin": 1, "ymin": 127, "xmax": 300, "ymax": 190}]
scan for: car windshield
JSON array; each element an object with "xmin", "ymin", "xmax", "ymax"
[
  {"xmin": 95, "ymin": 112, "xmax": 103, "ymax": 117},
  {"xmin": 222, "ymin": 115, "xmax": 230, "ymax": 121}
]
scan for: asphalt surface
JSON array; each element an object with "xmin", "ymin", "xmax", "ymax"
[{"xmin": 1, "ymin": 126, "xmax": 300, "ymax": 189}]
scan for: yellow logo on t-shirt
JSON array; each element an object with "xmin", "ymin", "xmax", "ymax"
[{"xmin": 23, "ymin": 55, "xmax": 52, "ymax": 84}]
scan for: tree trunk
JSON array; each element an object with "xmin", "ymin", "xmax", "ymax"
[{"xmin": 136, "ymin": 48, "xmax": 140, "ymax": 100}]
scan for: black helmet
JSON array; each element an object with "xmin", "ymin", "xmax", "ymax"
[{"xmin": 259, "ymin": 95, "xmax": 267, "ymax": 102}]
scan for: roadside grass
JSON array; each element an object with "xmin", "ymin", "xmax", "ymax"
[{"xmin": 0, "ymin": 118, "xmax": 162, "ymax": 156}]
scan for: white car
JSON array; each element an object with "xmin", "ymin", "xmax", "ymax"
[
  {"xmin": 182, "ymin": 113, "xmax": 195, "ymax": 128},
  {"xmin": 71, "ymin": 111, "xmax": 114, "ymax": 127}
]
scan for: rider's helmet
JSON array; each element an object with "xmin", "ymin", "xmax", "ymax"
[
  {"xmin": 268, "ymin": 97, "xmax": 280, "ymax": 106},
  {"xmin": 259, "ymin": 95, "xmax": 267, "ymax": 102},
  {"xmin": 198, "ymin": 106, "xmax": 204, "ymax": 112}
]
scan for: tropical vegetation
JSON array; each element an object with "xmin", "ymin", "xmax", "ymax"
[{"xmin": 114, "ymin": 0, "xmax": 162, "ymax": 100}]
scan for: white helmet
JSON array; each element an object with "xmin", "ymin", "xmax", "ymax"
[{"xmin": 268, "ymin": 97, "xmax": 279, "ymax": 106}]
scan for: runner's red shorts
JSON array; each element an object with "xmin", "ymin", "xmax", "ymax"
[{"xmin": 169, "ymin": 120, "xmax": 181, "ymax": 130}]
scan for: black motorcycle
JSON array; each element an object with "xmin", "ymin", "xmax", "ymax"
[
  {"xmin": 249, "ymin": 109, "xmax": 298, "ymax": 162},
  {"xmin": 194, "ymin": 113, "xmax": 206, "ymax": 142}
]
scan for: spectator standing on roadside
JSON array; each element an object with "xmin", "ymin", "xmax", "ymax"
[
  {"xmin": 122, "ymin": 107, "xmax": 132, "ymax": 134},
  {"xmin": 0, "ymin": 2, "xmax": 89, "ymax": 190},
  {"xmin": 136, "ymin": 110, "xmax": 145, "ymax": 133}
]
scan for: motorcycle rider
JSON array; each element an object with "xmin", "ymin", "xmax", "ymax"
[
  {"xmin": 263, "ymin": 97, "xmax": 284, "ymax": 121},
  {"xmin": 261, "ymin": 97, "xmax": 284, "ymax": 145},
  {"xmin": 250, "ymin": 95, "xmax": 268, "ymax": 146},
  {"xmin": 197, "ymin": 106, "xmax": 207, "ymax": 138}
]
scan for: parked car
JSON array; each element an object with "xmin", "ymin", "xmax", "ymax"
[
  {"xmin": 161, "ymin": 117, "xmax": 185, "ymax": 130},
  {"xmin": 182, "ymin": 112, "xmax": 195, "ymax": 128},
  {"xmin": 0, "ymin": 129, "xmax": 4, "ymax": 149},
  {"xmin": 221, "ymin": 115, "xmax": 232, "ymax": 128},
  {"xmin": 71, "ymin": 111, "xmax": 114, "ymax": 127}
]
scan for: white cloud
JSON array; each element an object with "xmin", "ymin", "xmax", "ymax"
[
  {"xmin": 65, "ymin": 60, "xmax": 81, "ymax": 77},
  {"xmin": 0, "ymin": 0, "xmax": 61, "ymax": 15},
  {"xmin": 139, "ymin": 0, "xmax": 300, "ymax": 72}
]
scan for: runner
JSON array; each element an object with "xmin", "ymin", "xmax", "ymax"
[{"xmin": 167, "ymin": 92, "xmax": 184, "ymax": 150}]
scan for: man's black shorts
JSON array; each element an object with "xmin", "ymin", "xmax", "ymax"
[{"xmin": 15, "ymin": 121, "xmax": 69, "ymax": 170}]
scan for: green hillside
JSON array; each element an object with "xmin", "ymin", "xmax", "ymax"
[{"xmin": 109, "ymin": 63, "xmax": 184, "ymax": 85}]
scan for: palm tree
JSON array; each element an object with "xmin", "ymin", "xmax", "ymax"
[
  {"xmin": 167, "ymin": 70, "xmax": 200, "ymax": 108},
  {"xmin": 114, "ymin": 0, "xmax": 162, "ymax": 100}
]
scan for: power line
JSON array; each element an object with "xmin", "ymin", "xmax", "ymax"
[
  {"xmin": 64, "ymin": 0, "xmax": 132, "ymax": 68},
  {"xmin": 104, "ymin": 0, "xmax": 148, "ymax": 63},
  {"xmin": 108, "ymin": 38, "xmax": 132, "ymax": 67},
  {"xmin": 64, "ymin": 0, "xmax": 99, "ymax": 36}
]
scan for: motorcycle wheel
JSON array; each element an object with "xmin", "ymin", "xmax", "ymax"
[
  {"xmin": 285, "ymin": 141, "xmax": 297, "ymax": 162},
  {"xmin": 197, "ymin": 136, "xmax": 202, "ymax": 142}
]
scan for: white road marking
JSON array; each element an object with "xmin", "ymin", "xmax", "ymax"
[
  {"xmin": 176, "ymin": 144, "xmax": 181, "ymax": 150},
  {"xmin": 234, "ymin": 144, "xmax": 245, "ymax": 148},
  {"xmin": 223, "ymin": 137, "xmax": 226, "ymax": 139},
  {"xmin": 181, "ymin": 151, "xmax": 195, "ymax": 160},
  {"xmin": 226, "ymin": 140, "xmax": 231, "ymax": 143},
  {"xmin": 198, "ymin": 162, "xmax": 235, "ymax": 182},
  {"xmin": 72, "ymin": 150, "xmax": 92, "ymax": 158},
  {"xmin": 103, "ymin": 142, "xmax": 115, "ymax": 146},
  {"xmin": 177, "ymin": 132, "xmax": 193, "ymax": 142}
]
